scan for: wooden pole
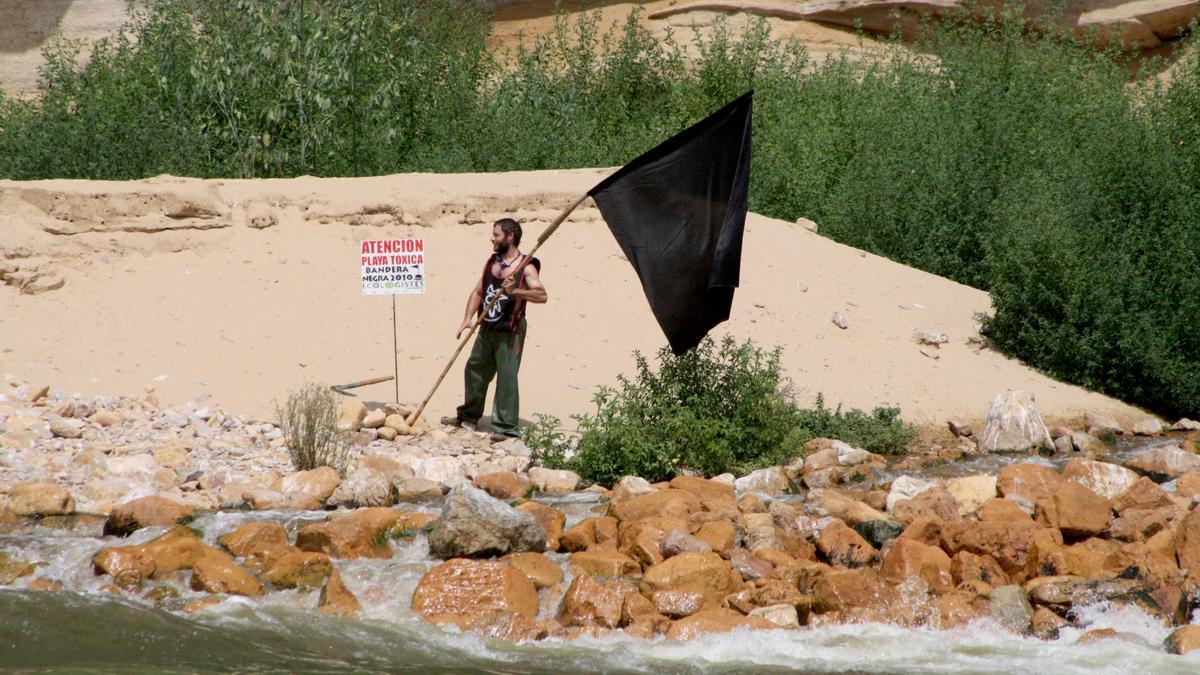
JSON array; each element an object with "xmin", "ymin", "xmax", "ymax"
[{"xmin": 406, "ymin": 192, "xmax": 590, "ymax": 427}]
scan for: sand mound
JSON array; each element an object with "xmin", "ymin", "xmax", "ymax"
[{"xmin": 0, "ymin": 169, "xmax": 1149, "ymax": 432}]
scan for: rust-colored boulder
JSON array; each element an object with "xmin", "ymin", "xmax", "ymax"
[
  {"xmin": 1177, "ymin": 472, "xmax": 1200, "ymax": 500},
  {"xmin": 665, "ymin": 608, "xmax": 775, "ymax": 640},
  {"xmin": 412, "ymin": 558, "xmax": 540, "ymax": 626},
  {"xmin": 941, "ymin": 519, "xmax": 1062, "ymax": 578},
  {"xmin": 668, "ymin": 476, "xmax": 734, "ymax": 505},
  {"xmin": 8, "ymin": 482, "xmax": 74, "ymax": 516},
  {"xmin": 218, "ymin": 522, "xmax": 289, "ymax": 558},
  {"xmin": 694, "ymin": 520, "xmax": 737, "ymax": 553},
  {"xmin": 893, "ymin": 488, "xmax": 960, "ymax": 525},
  {"xmin": 474, "ymin": 472, "xmax": 532, "ymax": 501},
  {"xmin": 296, "ymin": 521, "xmax": 391, "ymax": 560},
  {"xmin": 639, "ymin": 552, "xmax": 742, "ymax": 610},
  {"xmin": 280, "ymin": 466, "xmax": 341, "ymax": 502},
  {"xmin": 190, "ymin": 549, "xmax": 264, "ymax": 596},
  {"xmin": 1175, "ymin": 508, "xmax": 1200, "ymax": 582},
  {"xmin": 621, "ymin": 591, "xmax": 670, "ymax": 635},
  {"xmin": 1165, "ymin": 624, "xmax": 1200, "ymax": 655},
  {"xmin": 1062, "ymin": 457, "xmax": 1138, "ymax": 500},
  {"xmin": 242, "ymin": 541, "xmax": 300, "ymax": 574},
  {"xmin": 977, "ymin": 498, "xmax": 1034, "ymax": 524},
  {"xmin": 951, "ymin": 551, "xmax": 1010, "ymax": 586},
  {"xmin": 94, "ymin": 526, "xmax": 206, "ymax": 581},
  {"xmin": 651, "ymin": 589, "xmax": 706, "ymax": 618},
  {"xmin": 610, "ymin": 489, "xmax": 700, "ymax": 523},
  {"xmin": 568, "ymin": 549, "xmax": 641, "ymax": 578},
  {"xmin": 1042, "ymin": 481, "xmax": 1112, "ymax": 537},
  {"xmin": 726, "ymin": 549, "xmax": 773, "ymax": 581},
  {"xmin": 318, "ymin": 568, "xmax": 362, "ymax": 618},
  {"xmin": 329, "ymin": 507, "xmax": 403, "ymax": 540},
  {"xmin": 515, "ymin": 501, "xmax": 565, "ymax": 552},
  {"xmin": 1112, "ymin": 477, "xmax": 1173, "ymax": 513},
  {"xmin": 561, "ymin": 516, "xmax": 618, "ymax": 552},
  {"xmin": 898, "ymin": 515, "xmax": 944, "ymax": 546},
  {"xmin": 1109, "ymin": 508, "xmax": 1168, "ymax": 543},
  {"xmin": 557, "ymin": 573, "xmax": 632, "ymax": 628},
  {"xmin": 104, "ymin": 496, "xmax": 194, "ymax": 537},
  {"xmin": 880, "ymin": 537, "xmax": 952, "ymax": 592},
  {"xmin": 262, "ymin": 551, "xmax": 332, "ymax": 589},
  {"xmin": 1031, "ymin": 606, "xmax": 1068, "ymax": 639},
  {"xmin": 501, "ymin": 552, "xmax": 563, "ymax": 589},
  {"xmin": 816, "ymin": 521, "xmax": 877, "ymax": 568},
  {"xmin": 997, "ymin": 463, "xmax": 1064, "ymax": 514},
  {"xmin": 812, "ymin": 568, "xmax": 897, "ymax": 615},
  {"xmin": 618, "ymin": 522, "xmax": 667, "ymax": 569},
  {"xmin": 934, "ymin": 589, "xmax": 990, "ymax": 629},
  {"xmin": 660, "ymin": 528, "xmax": 712, "ymax": 558}
]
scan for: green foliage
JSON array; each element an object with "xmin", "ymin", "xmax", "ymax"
[
  {"xmin": 276, "ymin": 382, "xmax": 351, "ymax": 473},
  {"xmin": 526, "ymin": 337, "xmax": 914, "ymax": 487},
  {"xmin": 524, "ymin": 414, "xmax": 571, "ymax": 470},
  {"xmin": 2, "ymin": 2, "xmax": 1199, "ymax": 416}
]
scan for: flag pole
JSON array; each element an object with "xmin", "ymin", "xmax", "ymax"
[{"xmin": 406, "ymin": 192, "xmax": 591, "ymax": 427}]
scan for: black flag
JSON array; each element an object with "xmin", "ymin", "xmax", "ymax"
[{"xmin": 588, "ymin": 92, "xmax": 752, "ymax": 355}]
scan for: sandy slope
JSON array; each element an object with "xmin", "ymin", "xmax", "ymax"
[{"xmin": 0, "ymin": 170, "xmax": 1150, "ymax": 433}]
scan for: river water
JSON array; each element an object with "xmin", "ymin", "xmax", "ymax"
[{"xmin": 3, "ymin": 438, "xmax": 1199, "ymax": 673}]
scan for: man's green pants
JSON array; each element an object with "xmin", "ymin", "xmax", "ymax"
[{"xmin": 456, "ymin": 321, "xmax": 525, "ymax": 437}]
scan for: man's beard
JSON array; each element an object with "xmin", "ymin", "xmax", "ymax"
[{"xmin": 494, "ymin": 240, "xmax": 513, "ymax": 256}]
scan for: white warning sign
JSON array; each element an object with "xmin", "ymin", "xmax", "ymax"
[{"xmin": 361, "ymin": 239, "xmax": 425, "ymax": 295}]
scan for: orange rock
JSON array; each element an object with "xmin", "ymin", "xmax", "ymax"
[
  {"xmin": 977, "ymin": 498, "xmax": 1034, "ymax": 524},
  {"xmin": 296, "ymin": 521, "xmax": 391, "ymax": 560},
  {"xmin": 568, "ymin": 549, "xmax": 642, "ymax": 578},
  {"xmin": 557, "ymin": 573, "xmax": 632, "ymax": 628},
  {"xmin": 413, "ymin": 558, "xmax": 540, "ymax": 626},
  {"xmin": 561, "ymin": 516, "xmax": 618, "ymax": 552},
  {"xmin": 1165, "ymin": 624, "xmax": 1200, "ymax": 655},
  {"xmin": 1030, "ymin": 606, "xmax": 1067, "ymax": 639},
  {"xmin": 242, "ymin": 542, "xmax": 300, "ymax": 574},
  {"xmin": 816, "ymin": 521, "xmax": 878, "ymax": 568},
  {"xmin": 1077, "ymin": 627, "xmax": 1120, "ymax": 644},
  {"xmin": 812, "ymin": 568, "xmax": 898, "ymax": 615},
  {"xmin": 1175, "ymin": 508, "xmax": 1200, "ymax": 582},
  {"xmin": 104, "ymin": 496, "xmax": 194, "ymax": 537},
  {"xmin": 1022, "ymin": 535, "xmax": 1069, "ymax": 581},
  {"xmin": 950, "ymin": 551, "xmax": 1010, "ymax": 586},
  {"xmin": 92, "ymin": 546, "xmax": 157, "ymax": 583},
  {"xmin": 501, "ymin": 552, "xmax": 563, "ymax": 589},
  {"xmin": 390, "ymin": 512, "xmax": 438, "ymax": 537},
  {"xmin": 933, "ymin": 589, "xmax": 989, "ymax": 629},
  {"xmin": 474, "ymin": 472, "xmax": 532, "ymax": 500},
  {"xmin": 318, "ymin": 568, "xmax": 362, "ymax": 618},
  {"xmin": 181, "ymin": 597, "xmax": 223, "ymax": 614},
  {"xmin": 465, "ymin": 612, "xmax": 549, "ymax": 642},
  {"xmin": 1176, "ymin": 472, "xmax": 1200, "ymax": 500},
  {"xmin": 695, "ymin": 520, "xmax": 736, "ymax": 553},
  {"xmin": 1061, "ymin": 538, "xmax": 1118, "ymax": 578},
  {"xmin": 898, "ymin": 515, "xmax": 944, "ymax": 546},
  {"xmin": 664, "ymin": 608, "xmax": 775, "ymax": 640},
  {"xmin": 1043, "ymin": 482, "xmax": 1112, "ymax": 537},
  {"xmin": 639, "ymin": 552, "xmax": 742, "ymax": 611},
  {"xmin": 515, "ymin": 501, "xmax": 565, "ymax": 552},
  {"xmin": 262, "ymin": 551, "xmax": 333, "ymax": 589},
  {"xmin": 880, "ymin": 537, "xmax": 952, "ymax": 592},
  {"xmin": 8, "ymin": 482, "xmax": 74, "ymax": 516},
  {"xmin": 26, "ymin": 578, "xmax": 63, "ymax": 592},
  {"xmin": 280, "ymin": 466, "xmax": 341, "ymax": 502},
  {"xmin": 1113, "ymin": 477, "xmax": 1173, "ymax": 513},
  {"xmin": 753, "ymin": 580, "xmax": 813, "ymax": 621},
  {"xmin": 940, "ymin": 520, "xmax": 1062, "ymax": 578},
  {"xmin": 668, "ymin": 476, "xmax": 735, "ymax": 505},
  {"xmin": 190, "ymin": 549, "xmax": 264, "ymax": 596},
  {"xmin": 621, "ymin": 591, "xmax": 671, "ymax": 634},
  {"xmin": 618, "ymin": 522, "xmax": 667, "ymax": 569},
  {"xmin": 738, "ymin": 494, "xmax": 767, "ymax": 514},
  {"xmin": 997, "ymin": 463, "xmax": 1065, "ymax": 514},
  {"xmin": 1109, "ymin": 508, "xmax": 1167, "ymax": 542},
  {"xmin": 652, "ymin": 589, "xmax": 706, "ymax": 618},
  {"xmin": 329, "ymin": 507, "xmax": 403, "ymax": 540},
  {"xmin": 218, "ymin": 522, "xmax": 288, "ymax": 558},
  {"xmin": 893, "ymin": 488, "xmax": 960, "ymax": 525},
  {"xmin": 754, "ymin": 548, "xmax": 797, "ymax": 569},
  {"xmin": 610, "ymin": 489, "xmax": 701, "ymax": 523}
]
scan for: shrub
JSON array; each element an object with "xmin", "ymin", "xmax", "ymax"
[
  {"xmin": 276, "ymin": 383, "xmax": 351, "ymax": 472},
  {"xmin": 526, "ymin": 337, "xmax": 914, "ymax": 487}
]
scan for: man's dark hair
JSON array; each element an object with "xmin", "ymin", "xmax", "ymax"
[{"xmin": 495, "ymin": 218, "xmax": 522, "ymax": 247}]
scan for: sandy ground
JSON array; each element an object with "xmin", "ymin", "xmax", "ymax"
[{"xmin": 0, "ymin": 169, "xmax": 1151, "ymax": 433}]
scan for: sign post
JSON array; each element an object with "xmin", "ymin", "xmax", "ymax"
[{"xmin": 361, "ymin": 238, "xmax": 426, "ymax": 403}]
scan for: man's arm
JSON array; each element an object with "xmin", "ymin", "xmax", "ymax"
[
  {"xmin": 456, "ymin": 280, "xmax": 484, "ymax": 338},
  {"xmin": 502, "ymin": 264, "xmax": 547, "ymax": 304}
]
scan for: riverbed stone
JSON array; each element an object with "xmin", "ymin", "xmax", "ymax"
[
  {"xmin": 218, "ymin": 522, "xmax": 289, "ymax": 557},
  {"xmin": 1085, "ymin": 412, "xmax": 1124, "ymax": 437},
  {"xmin": 528, "ymin": 468, "xmax": 580, "ymax": 494},
  {"xmin": 557, "ymin": 573, "xmax": 632, "ymax": 628},
  {"xmin": 988, "ymin": 585, "xmax": 1033, "ymax": 633},
  {"xmin": 190, "ymin": 549, "xmax": 264, "ymax": 596},
  {"xmin": 104, "ymin": 496, "xmax": 193, "ymax": 536},
  {"xmin": 327, "ymin": 467, "xmax": 395, "ymax": 508},
  {"xmin": 1124, "ymin": 445, "xmax": 1200, "ymax": 482},
  {"xmin": 8, "ymin": 482, "xmax": 74, "ymax": 516},
  {"xmin": 733, "ymin": 467, "xmax": 790, "ymax": 496},
  {"xmin": 1112, "ymin": 477, "xmax": 1173, "ymax": 512},
  {"xmin": 1044, "ymin": 481, "xmax": 1112, "ymax": 537},
  {"xmin": 880, "ymin": 537, "xmax": 952, "ymax": 592},
  {"xmin": 694, "ymin": 520, "xmax": 737, "ymax": 553},
  {"xmin": 660, "ymin": 528, "xmax": 712, "ymax": 558},
  {"xmin": 639, "ymin": 552, "xmax": 742, "ymax": 611},
  {"xmin": 0, "ymin": 552, "xmax": 36, "ymax": 585},
  {"xmin": 262, "ymin": 551, "xmax": 333, "ymax": 589},
  {"xmin": 515, "ymin": 501, "xmax": 564, "ymax": 552},
  {"xmin": 561, "ymin": 516, "xmax": 618, "ymax": 552},
  {"xmin": 395, "ymin": 478, "xmax": 444, "ymax": 503},
  {"xmin": 816, "ymin": 521, "xmax": 877, "ymax": 568},
  {"xmin": 1175, "ymin": 508, "xmax": 1200, "ymax": 583},
  {"xmin": 568, "ymin": 549, "xmax": 641, "ymax": 578},
  {"xmin": 997, "ymin": 463, "xmax": 1065, "ymax": 515},
  {"xmin": 318, "ymin": 568, "xmax": 362, "ymax": 618},
  {"xmin": 49, "ymin": 419, "xmax": 84, "ymax": 439},
  {"xmin": 501, "ymin": 552, "xmax": 563, "ymax": 589},
  {"xmin": 427, "ymin": 483, "xmax": 546, "ymax": 559},
  {"xmin": 944, "ymin": 475, "xmax": 997, "ymax": 516},
  {"xmin": 812, "ymin": 568, "xmax": 897, "ymax": 615},
  {"xmin": 1132, "ymin": 418, "xmax": 1163, "ymax": 436},
  {"xmin": 296, "ymin": 520, "xmax": 392, "ymax": 560},
  {"xmin": 611, "ymin": 489, "xmax": 701, "ymax": 523},
  {"xmin": 665, "ymin": 608, "xmax": 775, "ymax": 640},
  {"xmin": 894, "ymin": 487, "xmax": 960, "ymax": 525},
  {"xmin": 886, "ymin": 475, "xmax": 939, "ymax": 512},
  {"xmin": 412, "ymin": 558, "xmax": 539, "ymax": 626},
  {"xmin": 1062, "ymin": 458, "xmax": 1138, "ymax": 500},
  {"xmin": 280, "ymin": 466, "xmax": 341, "ymax": 502},
  {"xmin": 474, "ymin": 471, "xmax": 532, "ymax": 500},
  {"xmin": 1165, "ymin": 624, "xmax": 1200, "ymax": 655}
]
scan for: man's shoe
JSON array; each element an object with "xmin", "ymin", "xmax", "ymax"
[
  {"xmin": 440, "ymin": 415, "xmax": 464, "ymax": 428},
  {"xmin": 490, "ymin": 432, "xmax": 517, "ymax": 443}
]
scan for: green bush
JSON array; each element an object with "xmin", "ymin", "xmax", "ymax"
[
  {"xmin": 2, "ymin": 3, "xmax": 1198, "ymax": 417},
  {"xmin": 276, "ymin": 382, "xmax": 351, "ymax": 473},
  {"xmin": 526, "ymin": 337, "xmax": 914, "ymax": 487}
]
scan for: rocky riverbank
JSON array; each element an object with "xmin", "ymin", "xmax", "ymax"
[{"xmin": 3, "ymin": 380, "xmax": 1200, "ymax": 659}]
